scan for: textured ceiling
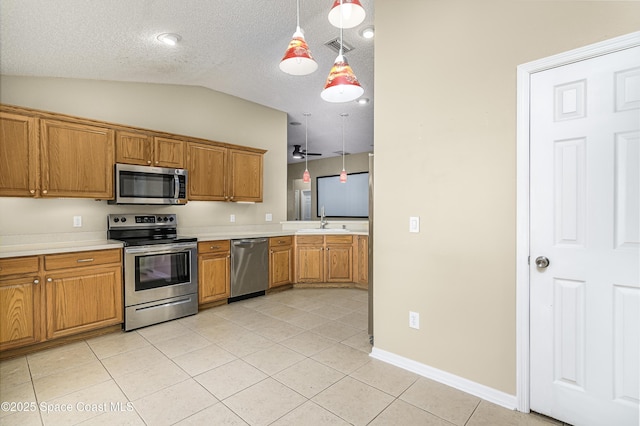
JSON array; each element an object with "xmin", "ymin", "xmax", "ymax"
[{"xmin": 0, "ymin": 0, "xmax": 375, "ymax": 164}]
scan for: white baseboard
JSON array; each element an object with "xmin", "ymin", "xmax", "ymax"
[{"xmin": 370, "ymin": 347, "xmax": 518, "ymax": 411}]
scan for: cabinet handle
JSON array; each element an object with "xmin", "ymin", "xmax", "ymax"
[
  {"xmin": 155, "ymin": 161, "xmax": 159, "ymax": 165},
  {"xmin": 42, "ymin": 189, "xmax": 48, "ymax": 194},
  {"xmin": 76, "ymin": 258, "xmax": 94, "ymax": 263},
  {"xmin": 30, "ymin": 189, "xmax": 36, "ymax": 194},
  {"xmin": 47, "ymin": 278, "xmax": 53, "ymax": 282},
  {"xmin": 210, "ymin": 246, "xmax": 219, "ymax": 250},
  {"xmin": 33, "ymin": 279, "xmax": 39, "ymax": 284},
  {"xmin": 147, "ymin": 160, "xmax": 152, "ymax": 164}
]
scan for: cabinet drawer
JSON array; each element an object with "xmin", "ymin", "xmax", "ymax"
[
  {"xmin": 296, "ymin": 235, "xmax": 324, "ymax": 245},
  {"xmin": 0, "ymin": 256, "xmax": 40, "ymax": 278},
  {"xmin": 198, "ymin": 240, "xmax": 231, "ymax": 254},
  {"xmin": 269, "ymin": 236, "xmax": 293, "ymax": 248},
  {"xmin": 44, "ymin": 249, "xmax": 122, "ymax": 271},
  {"xmin": 325, "ymin": 235, "xmax": 353, "ymax": 244}
]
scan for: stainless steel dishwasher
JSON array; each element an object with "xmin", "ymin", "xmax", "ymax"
[{"xmin": 230, "ymin": 238, "xmax": 269, "ymax": 301}]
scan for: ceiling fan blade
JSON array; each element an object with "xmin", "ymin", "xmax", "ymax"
[{"xmin": 304, "ymin": 152, "xmax": 322, "ymax": 156}]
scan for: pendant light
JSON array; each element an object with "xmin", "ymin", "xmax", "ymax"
[
  {"xmin": 328, "ymin": 0, "xmax": 365, "ymax": 29},
  {"xmin": 280, "ymin": 0, "xmax": 318, "ymax": 76},
  {"xmin": 303, "ymin": 113, "xmax": 311, "ymax": 183},
  {"xmin": 321, "ymin": 0, "xmax": 364, "ymax": 103},
  {"xmin": 339, "ymin": 113, "xmax": 348, "ymax": 183}
]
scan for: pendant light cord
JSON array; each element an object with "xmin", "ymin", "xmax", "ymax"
[
  {"xmin": 339, "ymin": 0, "xmax": 344, "ymax": 56},
  {"xmin": 296, "ymin": 0, "xmax": 300, "ymax": 29},
  {"xmin": 341, "ymin": 113, "xmax": 346, "ymax": 170},
  {"xmin": 304, "ymin": 112, "xmax": 310, "ymax": 171}
]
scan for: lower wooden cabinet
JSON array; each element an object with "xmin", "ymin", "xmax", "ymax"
[
  {"xmin": 198, "ymin": 240, "xmax": 231, "ymax": 305},
  {"xmin": 295, "ymin": 235, "xmax": 325, "ymax": 283},
  {"xmin": 0, "ymin": 249, "xmax": 123, "ymax": 353},
  {"xmin": 269, "ymin": 236, "xmax": 293, "ymax": 288},
  {"xmin": 355, "ymin": 235, "xmax": 369, "ymax": 287},
  {"xmin": 295, "ymin": 235, "xmax": 356, "ymax": 284},
  {"xmin": 0, "ymin": 256, "xmax": 42, "ymax": 351}
]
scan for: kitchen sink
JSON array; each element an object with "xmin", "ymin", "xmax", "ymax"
[{"xmin": 296, "ymin": 228, "xmax": 350, "ymax": 234}]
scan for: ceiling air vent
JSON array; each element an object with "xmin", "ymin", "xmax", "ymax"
[{"xmin": 324, "ymin": 38, "xmax": 354, "ymax": 54}]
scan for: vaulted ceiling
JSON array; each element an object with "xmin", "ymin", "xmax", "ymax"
[{"xmin": 0, "ymin": 0, "xmax": 375, "ymax": 163}]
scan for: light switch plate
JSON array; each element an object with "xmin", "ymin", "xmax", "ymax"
[
  {"xmin": 230, "ymin": 214, "xmax": 236, "ymax": 223},
  {"xmin": 265, "ymin": 213, "xmax": 273, "ymax": 222},
  {"xmin": 409, "ymin": 311, "xmax": 420, "ymax": 329},
  {"xmin": 409, "ymin": 216, "xmax": 420, "ymax": 233},
  {"xmin": 73, "ymin": 216, "xmax": 82, "ymax": 227}
]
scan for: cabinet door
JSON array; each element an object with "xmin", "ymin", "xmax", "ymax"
[
  {"xmin": 0, "ymin": 275, "xmax": 42, "ymax": 351},
  {"xmin": 45, "ymin": 265, "xmax": 123, "ymax": 340},
  {"xmin": 356, "ymin": 236, "xmax": 369, "ymax": 286},
  {"xmin": 187, "ymin": 143, "xmax": 227, "ymax": 201},
  {"xmin": 270, "ymin": 246, "xmax": 293, "ymax": 288},
  {"xmin": 40, "ymin": 119, "xmax": 114, "ymax": 199},
  {"xmin": 154, "ymin": 137, "xmax": 184, "ymax": 168},
  {"xmin": 228, "ymin": 149, "xmax": 263, "ymax": 202},
  {"xmin": 199, "ymin": 253, "xmax": 230, "ymax": 304},
  {"xmin": 115, "ymin": 131, "xmax": 153, "ymax": 166},
  {"xmin": 296, "ymin": 246, "xmax": 324, "ymax": 282},
  {"xmin": 326, "ymin": 245, "xmax": 353, "ymax": 282},
  {"xmin": 0, "ymin": 112, "xmax": 39, "ymax": 197}
]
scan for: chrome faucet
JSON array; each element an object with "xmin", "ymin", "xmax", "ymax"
[{"xmin": 320, "ymin": 206, "xmax": 328, "ymax": 229}]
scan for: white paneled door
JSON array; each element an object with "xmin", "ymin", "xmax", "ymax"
[{"xmin": 530, "ymin": 45, "xmax": 640, "ymax": 426}]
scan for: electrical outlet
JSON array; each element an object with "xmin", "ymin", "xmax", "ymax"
[
  {"xmin": 265, "ymin": 213, "xmax": 273, "ymax": 222},
  {"xmin": 73, "ymin": 216, "xmax": 82, "ymax": 227},
  {"xmin": 230, "ymin": 214, "xmax": 236, "ymax": 223},
  {"xmin": 409, "ymin": 311, "xmax": 420, "ymax": 329}
]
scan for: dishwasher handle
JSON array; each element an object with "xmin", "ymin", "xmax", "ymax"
[{"xmin": 233, "ymin": 238, "xmax": 268, "ymax": 246}]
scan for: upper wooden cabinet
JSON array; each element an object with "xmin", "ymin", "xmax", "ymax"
[
  {"xmin": 1, "ymin": 105, "xmax": 266, "ymax": 202},
  {"xmin": 116, "ymin": 131, "xmax": 184, "ymax": 168},
  {"xmin": 0, "ymin": 111, "xmax": 39, "ymax": 197},
  {"xmin": 188, "ymin": 144, "xmax": 264, "ymax": 202},
  {"xmin": 187, "ymin": 142, "xmax": 227, "ymax": 201},
  {"xmin": 40, "ymin": 119, "xmax": 114, "ymax": 199},
  {"xmin": 228, "ymin": 148, "xmax": 263, "ymax": 202}
]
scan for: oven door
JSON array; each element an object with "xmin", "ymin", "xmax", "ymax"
[{"xmin": 124, "ymin": 242, "xmax": 197, "ymax": 307}]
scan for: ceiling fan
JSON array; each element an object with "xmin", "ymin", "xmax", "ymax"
[{"xmin": 292, "ymin": 144, "xmax": 322, "ymax": 159}]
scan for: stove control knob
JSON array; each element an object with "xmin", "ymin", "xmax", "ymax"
[
  {"xmin": 169, "ymin": 217, "xmax": 175, "ymax": 222},
  {"xmin": 157, "ymin": 216, "xmax": 163, "ymax": 222},
  {"xmin": 163, "ymin": 217, "xmax": 169, "ymax": 222},
  {"xmin": 121, "ymin": 217, "xmax": 127, "ymax": 223},
  {"xmin": 113, "ymin": 217, "xmax": 119, "ymax": 223}
]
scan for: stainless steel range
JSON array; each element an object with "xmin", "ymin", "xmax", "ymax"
[{"xmin": 107, "ymin": 213, "xmax": 198, "ymax": 331}]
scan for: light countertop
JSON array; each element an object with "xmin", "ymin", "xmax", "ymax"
[{"xmin": 0, "ymin": 229, "xmax": 367, "ymax": 258}]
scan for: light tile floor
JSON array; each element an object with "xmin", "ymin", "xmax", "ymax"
[{"xmin": 0, "ymin": 288, "xmax": 569, "ymax": 426}]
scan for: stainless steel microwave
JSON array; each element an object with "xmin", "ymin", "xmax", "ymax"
[{"xmin": 109, "ymin": 163, "xmax": 188, "ymax": 205}]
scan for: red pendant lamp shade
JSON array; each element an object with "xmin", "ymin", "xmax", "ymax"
[
  {"xmin": 321, "ymin": 54, "xmax": 364, "ymax": 103},
  {"xmin": 303, "ymin": 169, "xmax": 311, "ymax": 183},
  {"xmin": 280, "ymin": 0, "xmax": 317, "ymax": 76},
  {"xmin": 280, "ymin": 27, "xmax": 317, "ymax": 75},
  {"xmin": 328, "ymin": 0, "xmax": 366, "ymax": 29},
  {"xmin": 339, "ymin": 169, "xmax": 347, "ymax": 183}
]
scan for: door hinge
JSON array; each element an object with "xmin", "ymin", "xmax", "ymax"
[{"xmin": 527, "ymin": 256, "xmax": 530, "ymax": 265}]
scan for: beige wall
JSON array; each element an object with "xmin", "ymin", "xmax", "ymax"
[
  {"xmin": 374, "ymin": 0, "xmax": 640, "ymax": 394},
  {"xmin": 0, "ymin": 76, "xmax": 287, "ymax": 238},
  {"xmin": 287, "ymin": 152, "xmax": 371, "ymax": 220}
]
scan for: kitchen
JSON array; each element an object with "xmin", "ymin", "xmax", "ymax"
[{"xmin": 2, "ymin": 1, "xmax": 640, "ymax": 425}]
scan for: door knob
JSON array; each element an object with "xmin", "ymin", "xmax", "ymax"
[{"xmin": 535, "ymin": 256, "xmax": 550, "ymax": 269}]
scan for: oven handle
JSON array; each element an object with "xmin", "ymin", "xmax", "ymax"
[
  {"xmin": 174, "ymin": 175, "xmax": 180, "ymax": 200},
  {"xmin": 125, "ymin": 242, "xmax": 196, "ymax": 254}
]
